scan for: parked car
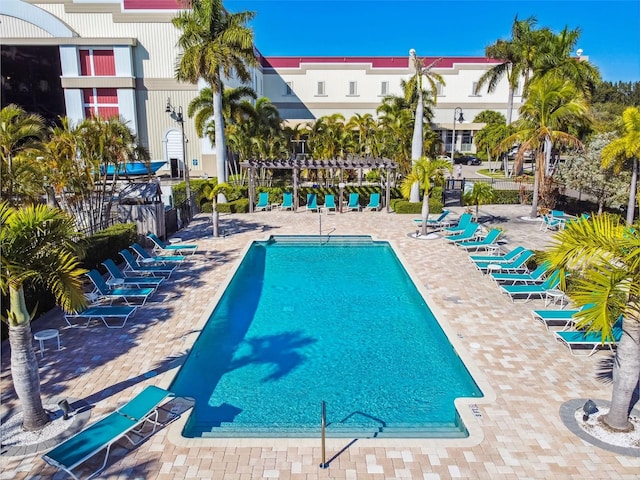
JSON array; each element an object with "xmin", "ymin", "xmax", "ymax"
[{"xmin": 453, "ymin": 155, "xmax": 482, "ymax": 165}]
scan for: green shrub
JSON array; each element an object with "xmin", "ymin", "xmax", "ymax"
[
  {"xmin": 217, "ymin": 198, "xmax": 250, "ymax": 213},
  {"xmin": 392, "ymin": 199, "xmax": 443, "ymax": 214},
  {"xmin": 84, "ymin": 223, "xmax": 137, "ymax": 271},
  {"xmin": 492, "ymin": 189, "xmax": 521, "ymax": 205}
]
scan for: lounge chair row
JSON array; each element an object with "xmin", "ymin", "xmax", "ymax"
[
  {"xmin": 457, "ymin": 236, "xmax": 621, "ymax": 357},
  {"xmin": 255, "ymin": 191, "xmax": 381, "ymax": 212},
  {"xmin": 66, "ymin": 238, "xmax": 195, "ymax": 328}
]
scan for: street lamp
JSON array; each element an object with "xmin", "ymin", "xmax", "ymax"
[
  {"xmin": 450, "ymin": 107, "xmax": 464, "ymax": 163},
  {"xmin": 165, "ymin": 97, "xmax": 193, "ymax": 217}
]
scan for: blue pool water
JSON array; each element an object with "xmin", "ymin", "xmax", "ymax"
[{"xmin": 170, "ymin": 236, "xmax": 482, "ymax": 438}]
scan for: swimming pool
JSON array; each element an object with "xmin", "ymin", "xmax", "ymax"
[{"xmin": 169, "ymin": 235, "xmax": 482, "ymax": 438}]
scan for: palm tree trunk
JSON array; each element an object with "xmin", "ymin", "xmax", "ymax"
[
  {"xmin": 506, "ymin": 86, "xmax": 515, "ymax": 125},
  {"xmin": 410, "ymin": 87, "xmax": 424, "ymax": 203},
  {"xmin": 420, "ymin": 193, "xmax": 430, "ymax": 236},
  {"xmin": 9, "ymin": 286, "xmax": 50, "ymax": 431},
  {"xmin": 625, "ymin": 158, "xmax": 638, "ymax": 224},
  {"xmin": 212, "ymin": 76, "xmax": 228, "ymax": 184},
  {"xmin": 604, "ymin": 314, "xmax": 640, "ymax": 431},
  {"xmin": 530, "ymin": 154, "xmax": 542, "ymax": 218}
]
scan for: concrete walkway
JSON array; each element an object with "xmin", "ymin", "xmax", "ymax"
[{"xmin": 2, "ymin": 205, "xmax": 638, "ymax": 479}]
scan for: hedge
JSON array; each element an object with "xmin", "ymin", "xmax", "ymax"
[{"xmin": 84, "ymin": 223, "xmax": 138, "ymax": 272}]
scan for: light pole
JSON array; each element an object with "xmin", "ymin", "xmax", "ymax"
[
  {"xmin": 166, "ymin": 97, "xmax": 192, "ymax": 218},
  {"xmin": 450, "ymin": 107, "xmax": 464, "ymax": 163}
]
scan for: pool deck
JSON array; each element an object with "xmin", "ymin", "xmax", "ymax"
[{"xmin": 2, "ymin": 204, "xmax": 639, "ymax": 479}]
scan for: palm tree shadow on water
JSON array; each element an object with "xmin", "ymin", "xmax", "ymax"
[{"xmin": 168, "ymin": 243, "xmax": 317, "ymax": 434}]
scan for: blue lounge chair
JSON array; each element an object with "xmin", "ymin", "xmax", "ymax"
[
  {"xmin": 280, "ymin": 192, "xmax": 294, "ymax": 211},
  {"xmin": 119, "ymin": 250, "xmax": 176, "ymax": 278},
  {"xmin": 42, "ymin": 386, "xmax": 174, "ymax": 480},
  {"xmin": 346, "ymin": 192, "xmax": 360, "ymax": 211},
  {"xmin": 474, "ymin": 249, "xmax": 534, "ymax": 273},
  {"xmin": 130, "ymin": 243, "xmax": 185, "ymax": 264},
  {"xmin": 444, "ymin": 223, "xmax": 480, "ymax": 243},
  {"xmin": 102, "ymin": 259, "xmax": 164, "ymax": 291},
  {"xmin": 64, "ymin": 304, "xmax": 138, "ymax": 328},
  {"xmin": 444, "ymin": 212, "xmax": 473, "ymax": 235},
  {"xmin": 540, "ymin": 214, "xmax": 562, "ymax": 231},
  {"xmin": 413, "ymin": 210, "xmax": 450, "ymax": 228},
  {"xmin": 499, "ymin": 271, "xmax": 561, "ymax": 302},
  {"xmin": 323, "ymin": 194, "xmax": 337, "ymax": 212},
  {"xmin": 491, "ymin": 260, "xmax": 551, "ymax": 285},
  {"xmin": 306, "ymin": 193, "xmax": 319, "ymax": 212},
  {"xmin": 255, "ymin": 192, "xmax": 270, "ymax": 211},
  {"xmin": 86, "ymin": 270, "xmax": 154, "ymax": 306},
  {"xmin": 147, "ymin": 233, "xmax": 197, "ymax": 256},
  {"xmin": 456, "ymin": 228, "xmax": 502, "ymax": 251},
  {"xmin": 531, "ymin": 304, "xmax": 593, "ymax": 331},
  {"xmin": 365, "ymin": 193, "xmax": 381, "ymax": 211},
  {"xmin": 469, "ymin": 245, "xmax": 526, "ymax": 264},
  {"xmin": 554, "ymin": 317, "xmax": 623, "ymax": 356}
]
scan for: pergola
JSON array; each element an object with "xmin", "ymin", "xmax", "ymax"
[{"xmin": 240, "ymin": 157, "xmax": 399, "ymax": 213}]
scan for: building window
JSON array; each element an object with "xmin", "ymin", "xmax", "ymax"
[
  {"xmin": 348, "ymin": 81, "xmax": 357, "ymax": 96},
  {"xmin": 284, "ymin": 81, "xmax": 293, "ymax": 96},
  {"xmin": 316, "ymin": 81, "xmax": 325, "ymax": 96},
  {"xmin": 514, "ymin": 81, "xmax": 522, "ymax": 96},
  {"xmin": 380, "ymin": 81, "xmax": 389, "ymax": 96},
  {"xmin": 79, "ymin": 49, "xmax": 116, "ymax": 76},
  {"xmin": 83, "ymin": 88, "xmax": 119, "ymax": 118},
  {"xmin": 461, "ymin": 130, "xmax": 473, "ymax": 152},
  {"xmin": 471, "ymin": 81, "xmax": 481, "ymax": 96},
  {"xmin": 436, "ymin": 82, "xmax": 444, "ymax": 96}
]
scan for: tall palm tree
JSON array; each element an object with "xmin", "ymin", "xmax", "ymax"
[
  {"xmin": 545, "ymin": 213, "xmax": 640, "ymax": 431},
  {"xmin": 400, "ymin": 157, "xmax": 452, "ymax": 236},
  {"xmin": 534, "ymin": 26, "xmax": 601, "ymax": 98},
  {"xmin": 0, "ymin": 104, "xmax": 46, "ymax": 203},
  {"xmin": 475, "ymin": 16, "xmax": 539, "ymax": 125},
  {"xmin": 602, "ymin": 107, "xmax": 640, "ymax": 224},
  {"xmin": 173, "ymin": 0, "xmax": 257, "ymax": 184},
  {"xmin": 501, "ymin": 76, "xmax": 589, "ymax": 218},
  {"xmin": 376, "ymin": 99, "xmax": 414, "ymax": 174},
  {"xmin": 0, "ymin": 202, "xmax": 87, "ymax": 431}
]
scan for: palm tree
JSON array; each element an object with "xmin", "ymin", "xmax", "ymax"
[
  {"xmin": 187, "ymin": 85, "xmax": 257, "ymax": 139},
  {"xmin": 0, "ymin": 202, "xmax": 87, "ymax": 431},
  {"xmin": 533, "ymin": 26, "xmax": 601, "ymax": 98},
  {"xmin": 173, "ymin": 0, "xmax": 257, "ymax": 184},
  {"xmin": 346, "ymin": 113, "xmax": 377, "ymax": 156},
  {"xmin": 545, "ymin": 213, "xmax": 640, "ymax": 431},
  {"xmin": 602, "ymin": 107, "xmax": 640, "ymax": 224},
  {"xmin": 500, "ymin": 76, "xmax": 589, "ymax": 218},
  {"xmin": 202, "ymin": 181, "xmax": 231, "ymax": 237},
  {"xmin": 475, "ymin": 16, "xmax": 539, "ymax": 125},
  {"xmin": 463, "ymin": 182, "xmax": 495, "ymax": 221},
  {"xmin": 400, "ymin": 157, "xmax": 452, "ymax": 236},
  {"xmin": 0, "ymin": 104, "xmax": 46, "ymax": 203}
]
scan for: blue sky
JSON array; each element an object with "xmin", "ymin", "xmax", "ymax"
[{"xmin": 226, "ymin": 0, "xmax": 640, "ymax": 82}]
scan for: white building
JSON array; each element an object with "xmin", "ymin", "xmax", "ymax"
[{"xmin": 1, "ymin": 0, "xmax": 523, "ymax": 178}]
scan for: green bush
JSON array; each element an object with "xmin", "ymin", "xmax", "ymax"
[
  {"xmin": 392, "ymin": 199, "xmax": 443, "ymax": 214},
  {"xmin": 492, "ymin": 189, "xmax": 521, "ymax": 205},
  {"xmin": 217, "ymin": 198, "xmax": 250, "ymax": 213},
  {"xmin": 84, "ymin": 223, "xmax": 138, "ymax": 271}
]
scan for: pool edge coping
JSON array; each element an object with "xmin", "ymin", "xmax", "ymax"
[{"xmin": 162, "ymin": 233, "xmax": 494, "ymax": 448}]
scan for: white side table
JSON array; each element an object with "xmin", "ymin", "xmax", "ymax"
[
  {"xmin": 545, "ymin": 289, "xmax": 567, "ymax": 308},
  {"xmin": 484, "ymin": 245, "xmax": 501, "ymax": 256},
  {"xmin": 34, "ymin": 329, "xmax": 61, "ymax": 358},
  {"xmin": 487, "ymin": 264, "xmax": 502, "ymax": 274}
]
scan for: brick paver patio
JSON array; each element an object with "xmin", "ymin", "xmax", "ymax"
[{"xmin": 2, "ymin": 204, "xmax": 638, "ymax": 479}]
